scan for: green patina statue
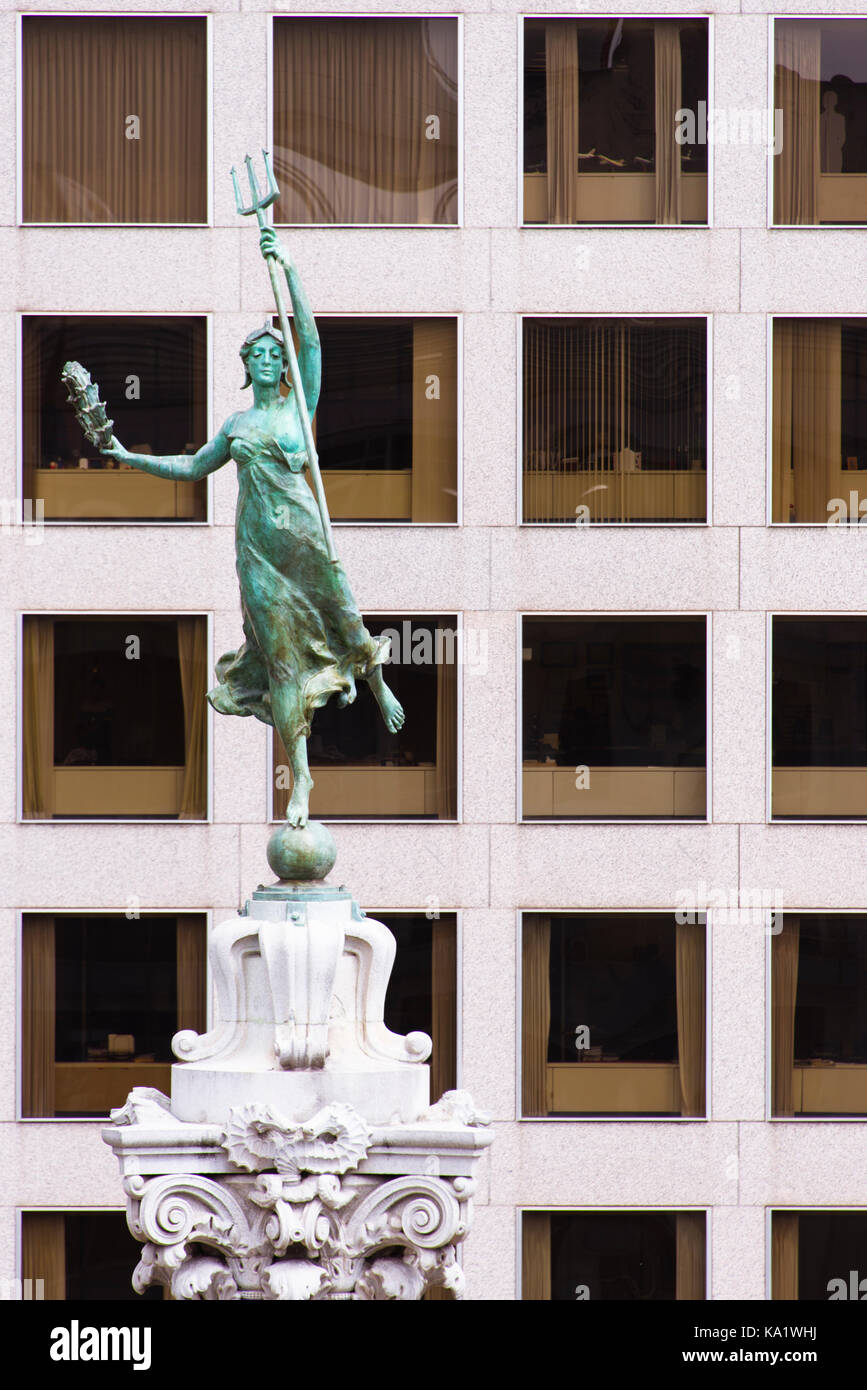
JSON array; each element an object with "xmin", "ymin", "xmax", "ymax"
[{"xmin": 95, "ymin": 169, "xmax": 404, "ymax": 837}]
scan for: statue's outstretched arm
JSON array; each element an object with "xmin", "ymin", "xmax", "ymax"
[
  {"xmin": 259, "ymin": 228, "xmax": 321, "ymax": 416},
  {"xmin": 102, "ymin": 427, "xmax": 232, "ymax": 480}
]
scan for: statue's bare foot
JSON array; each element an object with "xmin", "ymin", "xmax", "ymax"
[
  {"xmin": 286, "ymin": 776, "xmax": 312, "ymax": 828},
  {"xmin": 375, "ymin": 683, "xmax": 405, "ymax": 734}
]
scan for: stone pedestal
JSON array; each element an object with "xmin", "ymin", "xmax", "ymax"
[{"xmin": 103, "ymin": 866, "xmax": 492, "ymax": 1300}]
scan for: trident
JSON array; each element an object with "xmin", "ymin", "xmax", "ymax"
[{"xmin": 232, "ymin": 150, "xmax": 337, "ymax": 563}]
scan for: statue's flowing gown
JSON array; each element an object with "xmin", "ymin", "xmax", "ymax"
[{"xmin": 207, "ymin": 419, "xmax": 387, "ymax": 741}]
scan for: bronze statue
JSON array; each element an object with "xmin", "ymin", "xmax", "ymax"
[{"xmin": 89, "ymin": 157, "xmax": 404, "ymax": 833}]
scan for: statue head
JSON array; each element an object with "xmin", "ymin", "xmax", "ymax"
[{"xmin": 240, "ymin": 322, "xmax": 290, "ymax": 389}]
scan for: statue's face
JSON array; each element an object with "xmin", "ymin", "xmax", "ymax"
[{"xmin": 246, "ymin": 336, "xmax": 284, "ymax": 387}]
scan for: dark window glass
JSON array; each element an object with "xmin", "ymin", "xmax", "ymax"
[
  {"xmin": 523, "ymin": 913, "xmax": 705, "ymax": 1118},
  {"xmin": 65, "ymin": 1213, "xmax": 161, "ymax": 1301},
  {"xmin": 382, "ymin": 917, "xmax": 434, "ymax": 1043},
  {"xmin": 551, "ymin": 1212, "xmax": 678, "ymax": 1301},
  {"xmin": 773, "ymin": 915, "xmax": 867, "ymax": 1118},
  {"xmin": 795, "ymin": 918, "xmax": 867, "ymax": 1065},
  {"xmin": 772, "ymin": 618, "xmax": 867, "ymax": 818},
  {"xmin": 53, "ymin": 620, "xmax": 185, "ymax": 768},
  {"xmin": 548, "ymin": 917, "xmax": 677, "ymax": 1065},
  {"xmin": 22, "ymin": 913, "xmax": 206, "ymax": 1118},
  {"xmin": 312, "ymin": 318, "xmax": 457, "ymax": 523},
  {"xmin": 379, "ymin": 912, "xmax": 457, "ymax": 1104},
  {"xmin": 523, "ymin": 318, "xmax": 707, "ymax": 523},
  {"xmin": 54, "ymin": 917, "xmax": 177, "ymax": 1066},
  {"xmin": 842, "ymin": 324, "xmax": 867, "ymax": 470},
  {"xmin": 23, "ymin": 615, "xmax": 206, "ymax": 821},
  {"xmin": 22, "ymin": 316, "xmax": 207, "ymax": 522},
  {"xmin": 798, "ymin": 1213, "xmax": 867, "ymax": 1300},
  {"xmin": 522, "ymin": 617, "xmax": 706, "ymax": 819},
  {"xmin": 773, "ymin": 1211, "xmax": 867, "ymax": 1300}
]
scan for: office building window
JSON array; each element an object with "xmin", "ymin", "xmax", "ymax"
[
  {"xmin": 523, "ymin": 18, "xmax": 708, "ymax": 225},
  {"xmin": 772, "ymin": 915, "xmax": 867, "ymax": 1117},
  {"xmin": 522, "ymin": 617, "xmax": 707, "ymax": 820},
  {"xmin": 21, "ymin": 615, "xmax": 208, "ymax": 820},
  {"xmin": 522, "ymin": 913, "xmax": 705, "ymax": 1118},
  {"xmin": 772, "ymin": 1212, "xmax": 867, "ymax": 1300},
  {"xmin": 772, "ymin": 318, "xmax": 867, "ymax": 523},
  {"xmin": 21, "ymin": 913, "xmax": 206, "ymax": 1119},
  {"xmin": 315, "ymin": 318, "xmax": 457, "ymax": 523},
  {"xmin": 21, "ymin": 1211, "xmax": 161, "ymax": 1301},
  {"xmin": 273, "ymin": 18, "xmax": 458, "ymax": 225},
  {"xmin": 22, "ymin": 17, "xmax": 207, "ymax": 224},
  {"xmin": 379, "ymin": 913, "xmax": 458, "ymax": 1104},
  {"xmin": 772, "ymin": 617, "xmax": 867, "ymax": 819},
  {"xmin": 273, "ymin": 617, "xmax": 457, "ymax": 821},
  {"xmin": 22, "ymin": 316, "xmax": 208, "ymax": 522},
  {"xmin": 522, "ymin": 1211, "xmax": 706, "ymax": 1300},
  {"xmin": 774, "ymin": 20, "xmax": 867, "ymax": 226},
  {"xmin": 523, "ymin": 318, "xmax": 707, "ymax": 523}
]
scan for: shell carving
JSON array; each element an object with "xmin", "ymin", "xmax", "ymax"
[{"xmin": 222, "ymin": 1102, "xmax": 371, "ymax": 1179}]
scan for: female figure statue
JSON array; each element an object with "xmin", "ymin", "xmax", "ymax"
[{"xmin": 102, "ymin": 228, "xmax": 404, "ymax": 829}]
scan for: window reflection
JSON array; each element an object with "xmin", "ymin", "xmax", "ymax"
[
  {"xmin": 775, "ymin": 20, "xmax": 867, "ymax": 225},
  {"xmin": 273, "ymin": 18, "xmax": 458, "ymax": 225},
  {"xmin": 523, "ymin": 19, "xmax": 708, "ymax": 225}
]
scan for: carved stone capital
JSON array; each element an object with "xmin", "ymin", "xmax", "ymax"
[{"xmin": 123, "ymin": 1167, "xmax": 477, "ymax": 1301}]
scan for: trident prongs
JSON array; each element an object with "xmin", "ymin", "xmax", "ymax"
[{"xmin": 231, "ymin": 150, "xmax": 279, "ymax": 223}]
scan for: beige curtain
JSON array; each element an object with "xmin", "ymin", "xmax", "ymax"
[
  {"xmin": 654, "ymin": 23, "xmax": 682, "ymax": 225},
  {"xmin": 274, "ymin": 19, "xmax": 458, "ymax": 225},
  {"xmin": 176, "ymin": 915, "xmax": 207, "ymax": 1035},
  {"xmin": 523, "ymin": 320, "xmax": 631, "ymax": 523},
  {"xmin": 772, "ymin": 1213, "xmax": 800, "ymax": 1300},
  {"xmin": 522, "ymin": 1212, "xmax": 552, "ymax": 1300},
  {"xmin": 177, "ymin": 618, "xmax": 207, "ymax": 820},
  {"xmin": 22, "ymin": 617, "xmax": 54, "ymax": 819},
  {"xmin": 774, "ymin": 22, "xmax": 821, "ymax": 226},
  {"xmin": 676, "ymin": 921, "xmax": 706, "ymax": 1117},
  {"xmin": 23, "ymin": 18, "xmax": 206, "ymax": 224},
  {"xmin": 772, "ymin": 320, "xmax": 842, "ymax": 523},
  {"xmin": 411, "ymin": 321, "xmax": 458, "ymax": 523},
  {"xmin": 22, "ymin": 1212, "xmax": 65, "ymax": 1301},
  {"xmin": 431, "ymin": 920, "xmax": 457, "ymax": 1102},
  {"xmin": 676, "ymin": 1212, "xmax": 706, "ymax": 1299},
  {"xmin": 522, "ymin": 915, "xmax": 550, "ymax": 1117},
  {"xmin": 435, "ymin": 625, "xmax": 457, "ymax": 819},
  {"xmin": 22, "ymin": 916, "xmax": 55, "ymax": 1118},
  {"xmin": 772, "ymin": 917, "xmax": 800, "ymax": 1118},
  {"xmin": 545, "ymin": 22, "xmax": 580, "ymax": 225}
]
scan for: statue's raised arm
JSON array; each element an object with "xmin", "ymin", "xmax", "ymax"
[{"xmin": 258, "ymin": 226, "xmax": 321, "ymax": 419}]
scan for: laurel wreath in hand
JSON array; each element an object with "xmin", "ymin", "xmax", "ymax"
[{"xmin": 61, "ymin": 360, "xmax": 115, "ymax": 451}]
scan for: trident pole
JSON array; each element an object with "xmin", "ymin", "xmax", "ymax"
[{"xmin": 232, "ymin": 151, "xmax": 337, "ymax": 564}]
